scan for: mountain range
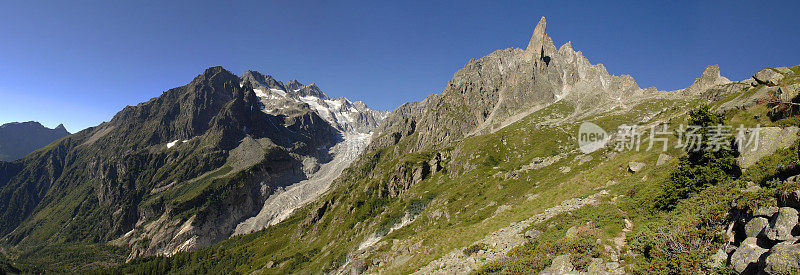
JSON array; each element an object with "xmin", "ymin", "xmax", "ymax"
[
  {"xmin": 0, "ymin": 121, "xmax": 69, "ymax": 161},
  {"xmin": 2, "ymin": 16, "xmax": 800, "ymax": 274}
]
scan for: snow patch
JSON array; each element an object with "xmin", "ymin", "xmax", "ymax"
[{"xmin": 167, "ymin": 140, "xmax": 180, "ymax": 149}]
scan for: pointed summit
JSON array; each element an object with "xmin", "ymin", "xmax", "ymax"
[{"xmin": 525, "ymin": 16, "xmax": 547, "ymax": 60}]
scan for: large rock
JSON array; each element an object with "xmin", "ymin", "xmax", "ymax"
[
  {"xmin": 754, "ymin": 206, "xmax": 780, "ymax": 218},
  {"xmin": 762, "ymin": 242, "xmax": 800, "ymax": 274},
  {"xmin": 730, "ymin": 237, "xmax": 769, "ymax": 273},
  {"xmin": 708, "ymin": 248, "xmax": 728, "ymax": 268},
  {"xmin": 754, "ymin": 68, "xmax": 785, "ymax": 86},
  {"xmin": 540, "ymin": 254, "xmax": 574, "ymax": 274},
  {"xmin": 744, "ymin": 217, "xmax": 770, "ymax": 238},
  {"xmin": 737, "ymin": 127, "xmax": 799, "ymax": 169},
  {"xmin": 779, "ymin": 84, "xmax": 800, "ymax": 102},
  {"xmin": 774, "ymin": 67, "xmax": 794, "ymax": 75},
  {"xmin": 683, "ymin": 65, "xmax": 731, "ymax": 94},
  {"xmin": 765, "ymin": 207, "xmax": 799, "ymax": 242},
  {"xmin": 628, "ymin": 161, "xmax": 646, "ymax": 173}
]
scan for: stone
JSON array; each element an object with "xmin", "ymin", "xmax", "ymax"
[
  {"xmin": 774, "ymin": 66, "xmax": 793, "ymax": 75},
  {"xmin": 737, "ymin": 127, "xmax": 799, "ymax": 169},
  {"xmin": 754, "ymin": 68, "xmax": 785, "ymax": 86},
  {"xmin": 765, "ymin": 207, "xmax": 799, "ymax": 242},
  {"xmin": 656, "ymin": 153, "xmax": 673, "ymax": 166},
  {"xmin": 683, "ymin": 65, "xmax": 731, "ymax": 94},
  {"xmin": 744, "ymin": 217, "xmax": 769, "ymax": 238},
  {"xmin": 586, "ymin": 258, "xmax": 604, "ymax": 273},
  {"xmin": 524, "ymin": 229, "xmax": 542, "ymax": 239},
  {"xmin": 628, "ymin": 161, "xmax": 646, "ymax": 173},
  {"xmin": 540, "ymin": 254, "xmax": 574, "ymax": 274},
  {"xmin": 779, "ymin": 84, "xmax": 800, "ymax": 102},
  {"xmin": 730, "ymin": 237, "xmax": 769, "ymax": 273},
  {"xmin": 707, "ymin": 248, "xmax": 728, "ymax": 268},
  {"xmin": 525, "ymin": 17, "xmax": 547, "ymax": 60},
  {"xmin": 754, "ymin": 206, "xmax": 780, "ymax": 218},
  {"xmin": 763, "ymin": 242, "xmax": 800, "ymax": 274}
]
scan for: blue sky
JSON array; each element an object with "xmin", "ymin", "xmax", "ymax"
[{"xmin": 1, "ymin": 1, "xmax": 798, "ymax": 132}]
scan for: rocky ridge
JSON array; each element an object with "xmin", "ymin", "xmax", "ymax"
[{"xmin": 0, "ymin": 121, "xmax": 70, "ymax": 161}]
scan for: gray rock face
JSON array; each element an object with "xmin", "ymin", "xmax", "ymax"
[
  {"xmin": 683, "ymin": 65, "xmax": 731, "ymax": 95},
  {"xmin": 525, "ymin": 16, "xmax": 547, "ymax": 60},
  {"xmin": 737, "ymin": 127, "xmax": 799, "ymax": 169},
  {"xmin": 780, "ymin": 84, "xmax": 800, "ymax": 102},
  {"xmin": 628, "ymin": 162, "xmax": 646, "ymax": 173},
  {"xmin": 763, "ymin": 242, "xmax": 800, "ymax": 274},
  {"xmin": 708, "ymin": 248, "xmax": 728, "ymax": 268},
  {"xmin": 774, "ymin": 67, "xmax": 794, "ymax": 75},
  {"xmin": 745, "ymin": 217, "xmax": 769, "ymax": 238},
  {"xmin": 764, "ymin": 207, "xmax": 799, "ymax": 242},
  {"xmin": 754, "ymin": 206, "xmax": 780, "ymax": 218},
  {"xmin": 754, "ymin": 68, "xmax": 785, "ymax": 86},
  {"xmin": 540, "ymin": 254, "xmax": 574, "ymax": 274},
  {"xmin": 730, "ymin": 237, "xmax": 769, "ymax": 273}
]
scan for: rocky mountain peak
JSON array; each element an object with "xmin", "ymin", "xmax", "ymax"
[
  {"xmin": 683, "ymin": 64, "xmax": 731, "ymax": 94},
  {"xmin": 285, "ymin": 79, "xmax": 305, "ymax": 91},
  {"xmin": 241, "ymin": 70, "xmax": 286, "ymax": 91},
  {"xmin": 525, "ymin": 16, "xmax": 548, "ymax": 60}
]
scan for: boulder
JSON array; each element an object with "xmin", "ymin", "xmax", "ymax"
[
  {"xmin": 730, "ymin": 237, "xmax": 769, "ymax": 273},
  {"xmin": 628, "ymin": 161, "xmax": 646, "ymax": 173},
  {"xmin": 737, "ymin": 127, "xmax": 799, "ymax": 169},
  {"xmin": 524, "ymin": 229, "xmax": 542, "ymax": 239},
  {"xmin": 540, "ymin": 254, "xmax": 574, "ymax": 274},
  {"xmin": 765, "ymin": 207, "xmax": 799, "ymax": 242},
  {"xmin": 779, "ymin": 84, "xmax": 800, "ymax": 102},
  {"xmin": 744, "ymin": 217, "xmax": 769, "ymax": 238},
  {"xmin": 656, "ymin": 153, "xmax": 673, "ymax": 166},
  {"xmin": 774, "ymin": 67, "xmax": 793, "ymax": 75},
  {"xmin": 754, "ymin": 68, "xmax": 785, "ymax": 86},
  {"xmin": 762, "ymin": 242, "xmax": 800, "ymax": 274},
  {"xmin": 754, "ymin": 206, "xmax": 780, "ymax": 218},
  {"xmin": 587, "ymin": 258, "xmax": 605, "ymax": 273},
  {"xmin": 707, "ymin": 248, "xmax": 728, "ymax": 268}
]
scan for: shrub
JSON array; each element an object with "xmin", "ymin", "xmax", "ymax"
[
  {"xmin": 464, "ymin": 243, "xmax": 487, "ymax": 256},
  {"xmin": 654, "ymin": 105, "xmax": 741, "ymax": 210}
]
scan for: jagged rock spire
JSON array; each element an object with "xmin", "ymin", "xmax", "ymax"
[{"xmin": 525, "ymin": 16, "xmax": 547, "ymax": 60}]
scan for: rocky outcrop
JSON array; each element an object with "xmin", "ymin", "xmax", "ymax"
[
  {"xmin": 725, "ymin": 175, "xmax": 800, "ymax": 273},
  {"xmin": 683, "ymin": 65, "xmax": 731, "ymax": 95},
  {"xmin": 525, "ymin": 16, "xmax": 548, "ymax": 61},
  {"xmin": 754, "ymin": 68, "xmax": 786, "ymax": 86},
  {"xmin": 737, "ymin": 126, "xmax": 799, "ymax": 169}
]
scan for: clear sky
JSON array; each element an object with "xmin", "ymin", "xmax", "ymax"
[{"xmin": 1, "ymin": 1, "xmax": 798, "ymax": 132}]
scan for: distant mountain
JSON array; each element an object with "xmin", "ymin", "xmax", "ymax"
[
  {"xmin": 0, "ymin": 67, "xmax": 385, "ymax": 269},
  {"xmin": 0, "ymin": 121, "xmax": 69, "ymax": 161}
]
